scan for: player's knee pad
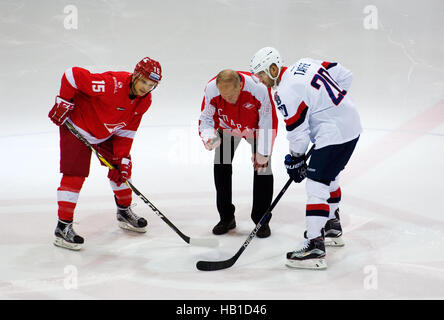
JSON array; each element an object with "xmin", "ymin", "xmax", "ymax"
[{"xmin": 306, "ymin": 178, "xmax": 330, "ymax": 204}]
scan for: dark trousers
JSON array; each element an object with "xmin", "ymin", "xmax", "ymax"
[{"xmin": 213, "ymin": 130, "xmax": 274, "ymax": 224}]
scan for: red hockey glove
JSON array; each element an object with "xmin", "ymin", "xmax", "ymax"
[
  {"xmin": 108, "ymin": 158, "xmax": 132, "ymax": 186},
  {"xmin": 48, "ymin": 96, "xmax": 75, "ymax": 126}
]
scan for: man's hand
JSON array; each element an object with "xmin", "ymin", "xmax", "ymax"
[
  {"xmin": 48, "ymin": 96, "xmax": 75, "ymax": 126},
  {"xmin": 252, "ymin": 153, "xmax": 270, "ymax": 173},
  {"xmin": 108, "ymin": 157, "xmax": 132, "ymax": 186},
  {"xmin": 204, "ymin": 136, "xmax": 221, "ymax": 151},
  {"xmin": 284, "ymin": 154, "xmax": 307, "ymax": 183}
]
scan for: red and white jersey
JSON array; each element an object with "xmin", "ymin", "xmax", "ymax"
[
  {"xmin": 199, "ymin": 71, "xmax": 278, "ymax": 156},
  {"xmin": 273, "ymin": 58, "xmax": 362, "ymax": 154},
  {"xmin": 58, "ymin": 67, "xmax": 152, "ymax": 158}
]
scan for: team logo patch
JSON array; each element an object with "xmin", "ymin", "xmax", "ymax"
[
  {"xmin": 242, "ymin": 103, "xmax": 255, "ymax": 110},
  {"xmin": 149, "ymin": 72, "xmax": 160, "ymax": 82},
  {"xmin": 104, "ymin": 122, "xmax": 126, "ymax": 133}
]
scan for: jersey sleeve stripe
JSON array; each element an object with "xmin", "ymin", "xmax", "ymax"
[
  {"xmin": 285, "ymin": 101, "xmax": 308, "ymax": 131},
  {"xmin": 114, "ymin": 129, "xmax": 136, "ymax": 139},
  {"xmin": 64, "ymin": 67, "xmax": 78, "ymax": 89},
  {"xmin": 321, "ymin": 61, "xmax": 338, "ymax": 70}
]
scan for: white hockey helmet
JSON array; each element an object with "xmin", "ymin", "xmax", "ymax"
[{"xmin": 250, "ymin": 47, "xmax": 283, "ymax": 82}]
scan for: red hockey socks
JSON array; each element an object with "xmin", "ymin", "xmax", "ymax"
[
  {"xmin": 110, "ymin": 180, "xmax": 132, "ymax": 207},
  {"xmin": 57, "ymin": 175, "xmax": 85, "ymax": 221}
]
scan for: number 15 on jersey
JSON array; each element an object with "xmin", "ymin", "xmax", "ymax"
[{"xmin": 92, "ymin": 80, "xmax": 105, "ymax": 93}]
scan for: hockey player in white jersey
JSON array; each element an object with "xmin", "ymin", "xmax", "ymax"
[{"xmin": 250, "ymin": 47, "xmax": 362, "ymax": 269}]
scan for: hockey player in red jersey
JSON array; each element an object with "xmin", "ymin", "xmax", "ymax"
[
  {"xmin": 250, "ymin": 47, "xmax": 362, "ymax": 269},
  {"xmin": 49, "ymin": 57, "xmax": 162, "ymax": 250},
  {"xmin": 199, "ymin": 69, "xmax": 278, "ymax": 238}
]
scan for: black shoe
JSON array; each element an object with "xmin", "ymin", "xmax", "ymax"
[
  {"xmin": 256, "ymin": 223, "xmax": 271, "ymax": 238},
  {"xmin": 212, "ymin": 217, "xmax": 236, "ymax": 235}
]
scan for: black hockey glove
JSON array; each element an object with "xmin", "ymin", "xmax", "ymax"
[{"xmin": 284, "ymin": 154, "xmax": 307, "ymax": 183}]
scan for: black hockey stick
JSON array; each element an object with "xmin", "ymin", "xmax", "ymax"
[
  {"xmin": 64, "ymin": 121, "xmax": 218, "ymax": 247},
  {"xmin": 196, "ymin": 145, "xmax": 315, "ymax": 271}
]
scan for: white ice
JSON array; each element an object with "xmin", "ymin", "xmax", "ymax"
[{"xmin": 1, "ymin": 0, "xmax": 444, "ymax": 300}]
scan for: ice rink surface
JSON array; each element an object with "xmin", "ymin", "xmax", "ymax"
[{"xmin": 1, "ymin": 0, "xmax": 444, "ymax": 300}]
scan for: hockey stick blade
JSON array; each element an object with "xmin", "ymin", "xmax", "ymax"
[
  {"xmin": 195, "ymin": 213, "xmax": 268, "ymax": 271},
  {"xmin": 196, "ymin": 255, "xmax": 237, "ymax": 271}
]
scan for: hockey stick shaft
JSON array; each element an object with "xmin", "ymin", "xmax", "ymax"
[
  {"xmin": 64, "ymin": 121, "xmax": 218, "ymax": 247},
  {"xmin": 196, "ymin": 145, "xmax": 315, "ymax": 271}
]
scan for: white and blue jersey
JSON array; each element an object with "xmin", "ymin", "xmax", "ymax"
[{"xmin": 273, "ymin": 58, "xmax": 362, "ymax": 154}]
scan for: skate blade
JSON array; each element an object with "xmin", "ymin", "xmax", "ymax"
[
  {"xmin": 285, "ymin": 258, "xmax": 327, "ymax": 270},
  {"xmin": 118, "ymin": 221, "xmax": 147, "ymax": 233},
  {"xmin": 325, "ymin": 236, "xmax": 345, "ymax": 247},
  {"xmin": 54, "ymin": 237, "xmax": 82, "ymax": 251}
]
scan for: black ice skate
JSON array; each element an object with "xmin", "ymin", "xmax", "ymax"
[
  {"xmin": 54, "ymin": 219, "xmax": 84, "ymax": 251},
  {"xmin": 324, "ymin": 209, "xmax": 344, "ymax": 247},
  {"xmin": 116, "ymin": 202, "xmax": 147, "ymax": 233},
  {"xmin": 286, "ymin": 232, "xmax": 327, "ymax": 270}
]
